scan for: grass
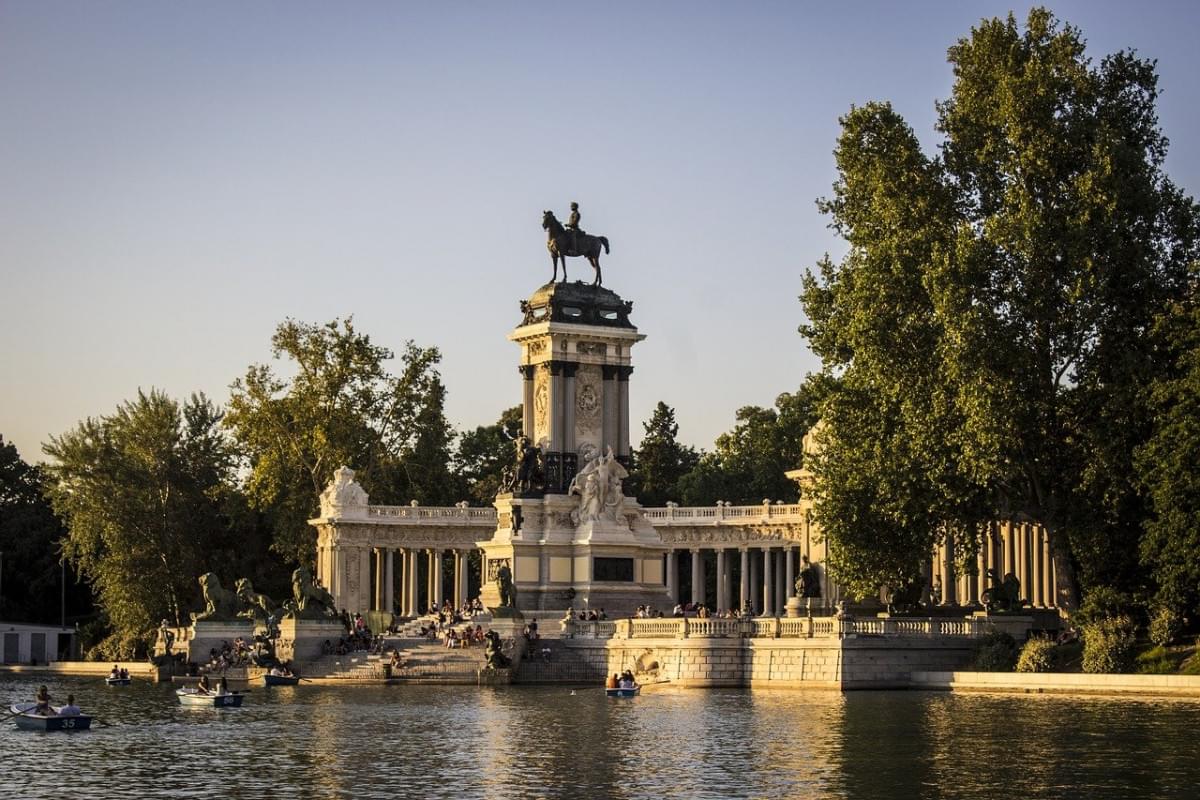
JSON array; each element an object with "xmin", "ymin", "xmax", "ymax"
[{"xmin": 1133, "ymin": 642, "xmax": 1198, "ymax": 675}]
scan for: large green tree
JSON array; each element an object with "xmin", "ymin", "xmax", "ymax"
[
  {"xmin": 226, "ymin": 318, "xmax": 451, "ymax": 565},
  {"xmin": 678, "ymin": 387, "xmax": 819, "ymax": 506},
  {"xmin": 0, "ymin": 436, "xmax": 92, "ymax": 625},
  {"xmin": 43, "ymin": 391, "xmax": 241, "ymax": 656},
  {"xmin": 801, "ymin": 9, "xmax": 1199, "ymax": 607},
  {"xmin": 1136, "ymin": 291, "xmax": 1200, "ymax": 614},
  {"xmin": 629, "ymin": 402, "xmax": 699, "ymax": 507},
  {"xmin": 454, "ymin": 406, "xmax": 523, "ymax": 506}
]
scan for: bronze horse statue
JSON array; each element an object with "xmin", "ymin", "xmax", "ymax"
[{"xmin": 542, "ymin": 210, "xmax": 610, "ymax": 285}]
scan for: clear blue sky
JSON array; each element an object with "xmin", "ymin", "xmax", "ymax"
[{"xmin": 3, "ymin": 1, "xmax": 1198, "ymax": 464}]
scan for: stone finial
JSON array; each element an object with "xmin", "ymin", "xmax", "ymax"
[{"xmin": 318, "ymin": 466, "xmax": 369, "ymax": 518}]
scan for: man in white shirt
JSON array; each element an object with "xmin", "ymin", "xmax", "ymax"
[{"xmin": 57, "ymin": 695, "xmax": 82, "ymax": 716}]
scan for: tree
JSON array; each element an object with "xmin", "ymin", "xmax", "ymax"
[
  {"xmin": 800, "ymin": 9, "xmax": 1199, "ymax": 607},
  {"xmin": 1136, "ymin": 292, "xmax": 1200, "ymax": 614},
  {"xmin": 0, "ymin": 436, "xmax": 92, "ymax": 625},
  {"xmin": 677, "ymin": 386, "xmax": 820, "ymax": 506},
  {"xmin": 42, "ymin": 391, "xmax": 241, "ymax": 656},
  {"xmin": 629, "ymin": 402, "xmax": 699, "ymax": 506},
  {"xmin": 225, "ymin": 318, "xmax": 450, "ymax": 566},
  {"xmin": 454, "ymin": 406, "xmax": 523, "ymax": 506}
]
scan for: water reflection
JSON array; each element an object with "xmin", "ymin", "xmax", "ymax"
[{"xmin": 2, "ymin": 676, "xmax": 1198, "ymax": 799}]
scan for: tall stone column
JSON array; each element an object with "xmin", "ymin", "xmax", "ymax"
[
  {"xmin": 601, "ymin": 365, "xmax": 618, "ymax": 451},
  {"xmin": 374, "ymin": 548, "xmax": 384, "ymax": 611},
  {"xmin": 562, "ymin": 364, "xmax": 577, "ymax": 456},
  {"xmin": 761, "ymin": 549, "xmax": 773, "ymax": 616},
  {"xmin": 397, "ymin": 550, "xmax": 408, "ymax": 616},
  {"xmin": 716, "ymin": 549, "xmax": 727, "ymax": 612},
  {"xmin": 777, "ymin": 546, "xmax": 787, "ymax": 609},
  {"xmin": 385, "ymin": 549, "xmax": 395, "ymax": 614},
  {"xmin": 940, "ymin": 536, "xmax": 957, "ymax": 606},
  {"xmin": 453, "ymin": 550, "xmax": 464, "ymax": 609},
  {"xmin": 966, "ymin": 544, "xmax": 980, "ymax": 607},
  {"xmin": 1003, "ymin": 521, "xmax": 1016, "ymax": 577},
  {"xmin": 617, "ymin": 366, "xmax": 633, "ymax": 459},
  {"xmin": 750, "ymin": 551, "xmax": 760, "ymax": 614},
  {"xmin": 408, "ymin": 548, "xmax": 419, "ymax": 617},
  {"xmin": 1041, "ymin": 530, "xmax": 1054, "ymax": 609},
  {"xmin": 666, "ymin": 551, "xmax": 678, "ymax": 603},
  {"xmin": 740, "ymin": 548, "xmax": 750, "ymax": 612},
  {"xmin": 691, "ymin": 549, "xmax": 704, "ymax": 605},
  {"xmin": 1016, "ymin": 524, "xmax": 1029, "ymax": 605},
  {"xmin": 785, "ymin": 547, "xmax": 795, "ymax": 599},
  {"xmin": 520, "ymin": 365, "xmax": 535, "ymax": 438},
  {"xmin": 433, "ymin": 549, "xmax": 444, "ymax": 609}
]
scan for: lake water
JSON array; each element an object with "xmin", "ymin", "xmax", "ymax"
[{"xmin": 2, "ymin": 675, "xmax": 1198, "ymax": 799}]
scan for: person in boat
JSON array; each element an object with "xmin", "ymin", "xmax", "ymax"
[
  {"xmin": 618, "ymin": 672, "xmax": 635, "ymax": 690},
  {"xmin": 216, "ymin": 676, "xmax": 229, "ymax": 696},
  {"xmin": 34, "ymin": 685, "xmax": 52, "ymax": 715},
  {"xmin": 197, "ymin": 674, "xmax": 212, "ymax": 695},
  {"xmin": 606, "ymin": 674, "xmax": 619, "ymax": 689},
  {"xmin": 57, "ymin": 694, "xmax": 81, "ymax": 717},
  {"xmin": 109, "ymin": 664, "xmax": 121, "ymax": 679},
  {"xmin": 120, "ymin": 667, "xmax": 129, "ymax": 679}
]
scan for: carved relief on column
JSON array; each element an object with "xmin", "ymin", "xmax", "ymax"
[
  {"xmin": 533, "ymin": 366, "xmax": 551, "ymax": 446},
  {"xmin": 574, "ymin": 364, "xmax": 603, "ymax": 455}
]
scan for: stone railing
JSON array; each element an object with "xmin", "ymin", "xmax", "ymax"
[
  {"xmin": 564, "ymin": 615, "xmax": 992, "ymax": 641},
  {"xmin": 368, "ymin": 505, "xmax": 498, "ymax": 523},
  {"xmin": 641, "ymin": 502, "xmax": 806, "ymax": 525}
]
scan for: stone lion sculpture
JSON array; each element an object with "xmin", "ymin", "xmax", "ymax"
[
  {"xmin": 235, "ymin": 578, "xmax": 278, "ymax": 624},
  {"xmin": 192, "ymin": 573, "xmax": 240, "ymax": 623},
  {"xmin": 284, "ymin": 567, "xmax": 339, "ymax": 620}
]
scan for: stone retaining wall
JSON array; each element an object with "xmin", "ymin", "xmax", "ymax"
[
  {"xmin": 560, "ymin": 635, "xmax": 977, "ymax": 689},
  {"xmin": 911, "ymin": 670, "xmax": 1200, "ymax": 697}
]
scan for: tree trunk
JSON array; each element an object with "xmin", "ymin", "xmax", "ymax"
[{"xmin": 1045, "ymin": 522, "xmax": 1080, "ymax": 614}]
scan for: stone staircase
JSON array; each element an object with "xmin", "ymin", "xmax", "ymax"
[
  {"xmin": 385, "ymin": 640, "xmax": 488, "ymax": 682},
  {"xmin": 514, "ymin": 639, "xmax": 605, "ymax": 684},
  {"xmin": 300, "ymin": 653, "xmax": 387, "ymax": 681}
]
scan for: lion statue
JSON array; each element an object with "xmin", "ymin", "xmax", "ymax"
[
  {"xmin": 191, "ymin": 573, "xmax": 240, "ymax": 623},
  {"xmin": 235, "ymin": 578, "xmax": 278, "ymax": 624},
  {"xmin": 284, "ymin": 567, "xmax": 339, "ymax": 620}
]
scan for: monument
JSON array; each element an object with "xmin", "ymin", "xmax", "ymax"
[{"xmin": 477, "ymin": 205, "xmax": 670, "ymax": 615}]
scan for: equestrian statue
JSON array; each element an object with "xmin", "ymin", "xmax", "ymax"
[{"xmin": 542, "ymin": 202, "xmax": 610, "ymax": 285}]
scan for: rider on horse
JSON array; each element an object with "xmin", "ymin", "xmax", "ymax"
[{"xmin": 566, "ymin": 202, "xmax": 583, "ymax": 252}]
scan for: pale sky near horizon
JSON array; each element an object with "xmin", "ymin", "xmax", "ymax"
[{"xmin": 3, "ymin": 1, "xmax": 1198, "ymax": 466}]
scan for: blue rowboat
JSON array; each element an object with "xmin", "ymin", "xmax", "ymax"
[
  {"xmin": 105, "ymin": 677, "xmax": 131, "ymax": 686},
  {"xmin": 606, "ymin": 685, "xmax": 641, "ymax": 698},
  {"xmin": 176, "ymin": 688, "xmax": 245, "ymax": 708},
  {"xmin": 9, "ymin": 704, "xmax": 93, "ymax": 732},
  {"xmin": 263, "ymin": 674, "xmax": 300, "ymax": 687}
]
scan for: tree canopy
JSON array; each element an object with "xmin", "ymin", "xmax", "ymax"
[
  {"xmin": 629, "ymin": 402, "xmax": 700, "ymax": 507},
  {"xmin": 225, "ymin": 318, "xmax": 451, "ymax": 566},
  {"xmin": 801, "ymin": 9, "xmax": 1199, "ymax": 606}
]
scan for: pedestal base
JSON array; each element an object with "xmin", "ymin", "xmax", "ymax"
[
  {"xmin": 276, "ymin": 617, "xmax": 347, "ymax": 663},
  {"xmin": 186, "ymin": 621, "xmax": 256, "ymax": 664}
]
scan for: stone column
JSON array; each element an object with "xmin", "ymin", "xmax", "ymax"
[
  {"xmin": 601, "ymin": 365, "xmax": 618, "ymax": 451},
  {"xmin": 666, "ymin": 551, "xmax": 678, "ymax": 603},
  {"xmin": 1024, "ymin": 523, "xmax": 1037, "ymax": 607},
  {"xmin": 785, "ymin": 547, "xmax": 795, "ymax": 599},
  {"xmin": 776, "ymin": 550, "xmax": 785, "ymax": 614},
  {"xmin": 966, "ymin": 543, "xmax": 980, "ymax": 607},
  {"xmin": 1003, "ymin": 521, "xmax": 1016, "ymax": 577},
  {"xmin": 562, "ymin": 363, "xmax": 577, "ymax": 455},
  {"xmin": 1041, "ymin": 529, "xmax": 1054, "ymax": 609},
  {"xmin": 691, "ymin": 549, "xmax": 704, "ymax": 605},
  {"xmin": 520, "ymin": 365, "xmax": 535, "ymax": 438},
  {"xmin": 454, "ymin": 550, "xmax": 465, "ymax": 608},
  {"xmin": 433, "ymin": 549, "xmax": 444, "ymax": 609},
  {"xmin": 1016, "ymin": 524, "xmax": 1029, "ymax": 605},
  {"xmin": 408, "ymin": 548, "xmax": 419, "ymax": 616},
  {"xmin": 740, "ymin": 548, "xmax": 750, "ymax": 612},
  {"xmin": 397, "ymin": 550, "xmax": 408, "ymax": 616},
  {"xmin": 940, "ymin": 536, "xmax": 957, "ymax": 606},
  {"xmin": 750, "ymin": 550, "xmax": 760, "ymax": 614},
  {"xmin": 759, "ymin": 549, "xmax": 770, "ymax": 616},
  {"xmin": 354, "ymin": 547, "xmax": 368, "ymax": 615},
  {"xmin": 617, "ymin": 366, "xmax": 633, "ymax": 459},
  {"xmin": 716, "ymin": 549, "xmax": 727, "ymax": 612},
  {"xmin": 373, "ymin": 548, "xmax": 384, "ymax": 611},
  {"xmin": 385, "ymin": 549, "xmax": 395, "ymax": 614}
]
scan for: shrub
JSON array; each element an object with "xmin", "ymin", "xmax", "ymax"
[
  {"xmin": 1135, "ymin": 645, "xmax": 1180, "ymax": 674},
  {"xmin": 1016, "ymin": 637, "xmax": 1056, "ymax": 673},
  {"xmin": 1077, "ymin": 586, "xmax": 1132, "ymax": 626},
  {"xmin": 972, "ymin": 630, "xmax": 1018, "ymax": 672},
  {"xmin": 1149, "ymin": 606, "xmax": 1183, "ymax": 648},
  {"xmin": 1081, "ymin": 615, "xmax": 1138, "ymax": 674}
]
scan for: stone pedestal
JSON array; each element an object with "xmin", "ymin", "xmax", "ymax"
[
  {"xmin": 785, "ymin": 596, "xmax": 804, "ymax": 618},
  {"xmin": 276, "ymin": 617, "xmax": 347, "ymax": 663},
  {"xmin": 186, "ymin": 620, "xmax": 256, "ymax": 664},
  {"xmin": 970, "ymin": 612, "xmax": 1037, "ymax": 641},
  {"xmin": 479, "ymin": 492, "xmax": 670, "ymax": 617}
]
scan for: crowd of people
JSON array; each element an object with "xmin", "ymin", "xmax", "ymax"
[
  {"xmin": 670, "ymin": 603, "xmax": 756, "ymax": 619},
  {"xmin": 204, "ymin": 638, "xmax": 252, "ymax": 672}
]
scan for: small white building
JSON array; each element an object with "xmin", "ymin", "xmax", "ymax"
[{"xmin": 1, "ymin": 622, "xmax": 76, "ymax": 664}]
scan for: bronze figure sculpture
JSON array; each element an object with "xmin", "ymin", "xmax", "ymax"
[
  {"xmin": 543, "ymin": 209, "xmax": 609, "ymax": 285},
  {"xmin": 191, "ymin": 573, "xmax": 241, "ymax": 623}
]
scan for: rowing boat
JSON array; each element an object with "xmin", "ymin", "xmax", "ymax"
[
  {"xmin": 175, "ymin": 688, "xmax": 245, "ymax": 708},
  {"xmin": 263, "ymin": 673, "xmax": 300, "ymax": 687},
  {"xmin": 605, "ymin": 685, "xmax": 641, "ymax": 698},
  {"xmin": 105, "ymin": 676, "xmax": 131, "ymax": 686},
  {"xmin": 8, "ymin": 704, "xmax": 93, "ymax": 731}
]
